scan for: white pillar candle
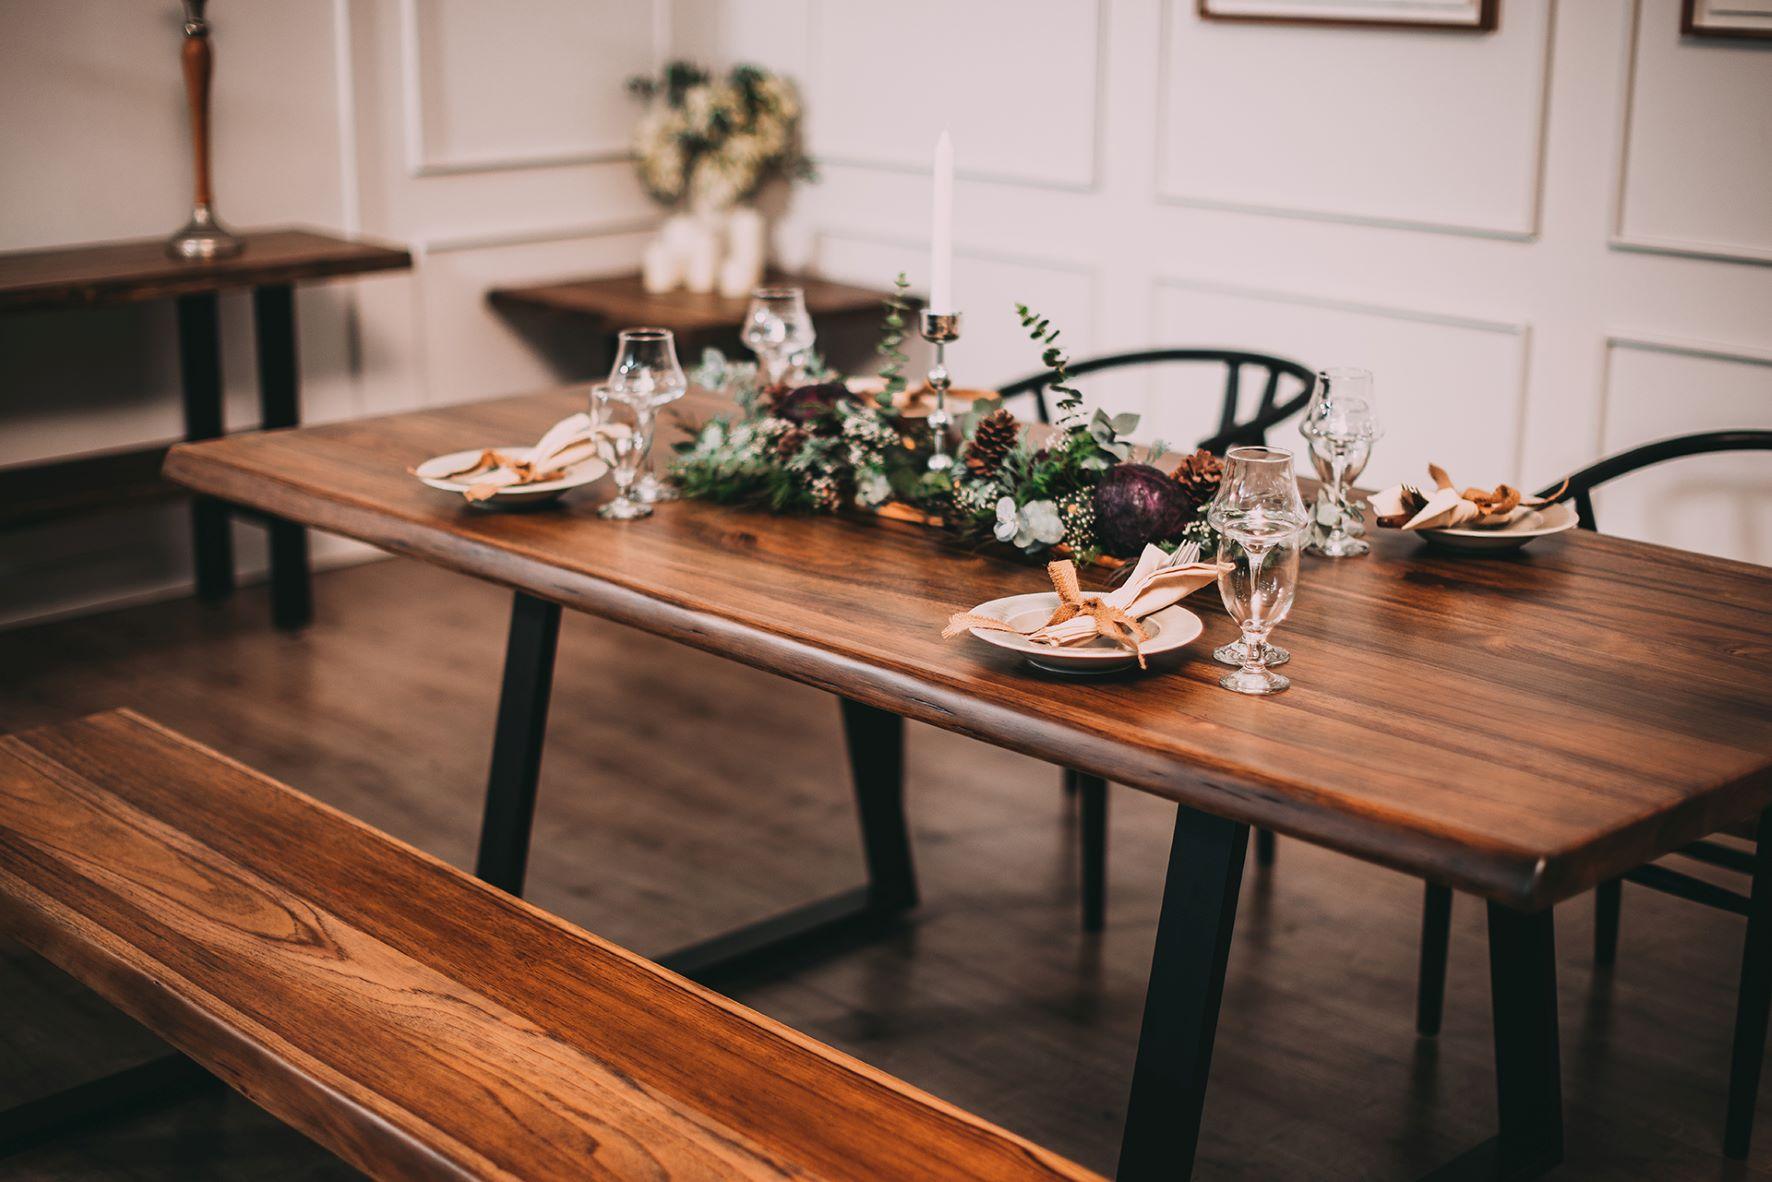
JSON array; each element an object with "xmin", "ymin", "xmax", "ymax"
[{"xmin": 929, "ymin": 130, "xmax": 954, "ymax": 313}]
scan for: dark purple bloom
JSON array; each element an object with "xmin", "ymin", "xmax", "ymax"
[{"xmin": 1092, "ymin": 462, "xmax": 1192, "ymax": 555}]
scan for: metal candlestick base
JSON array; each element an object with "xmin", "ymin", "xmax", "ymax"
[
  {"xmin": 918, "ymin": 310, "xmax": 962, "ymax": 472},
  {"xmin": 167, "ymin": 202, "xmax": 243, "ymax": 260}
]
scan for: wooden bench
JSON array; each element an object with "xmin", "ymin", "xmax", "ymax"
[{"xmin": 0, "ymin": 710, "xmax": 1102, "ymax": 1181}]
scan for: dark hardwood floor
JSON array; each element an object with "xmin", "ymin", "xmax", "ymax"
[{"xmin": 1, "ymin": 557, "xmax": 1766, "ymax": 1180}]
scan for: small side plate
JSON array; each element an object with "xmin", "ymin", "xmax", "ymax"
[
  {"xmin": 963, "ymin": 591, "xmax": 1205, "ymax": 674},
  {"xmin": 414, "ymin": 447, "xmax": 608, "ymax": 508},
  {"xmin": 1419, "ymin": 500, "xmax": 1579, "ymax": 553}
]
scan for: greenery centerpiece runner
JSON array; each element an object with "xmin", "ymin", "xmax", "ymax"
[{"xmin": 670, "ymin": 277, "xmax": 1225, "ymax": 565}]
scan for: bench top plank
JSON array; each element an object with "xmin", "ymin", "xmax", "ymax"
[
  {"xmin": 162, "ymin": 390, "xmax": 1772, "ymax": 909},
  {"xmin": 0, "ymin": 710, "xmax": 1101, "ymax": 1182}
]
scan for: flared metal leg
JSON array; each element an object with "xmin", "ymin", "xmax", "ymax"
[
  {"xmin": 1418, "ymin": 883, "xmax": 1453, "ymax": 1037},
  {"xmin": 1725, "ymin": 811, "xmax": 1772, "ymax": 1159},
  {"xmin": 1117, "ymin": 804, "xmax": 1249, "ymax": 1181},
  {"xmin": 1080, "ymin": 774, "xmax": 1107, "ymax": 932},
  {"xmin": 473, "ymin": 592, "xmax": 561, "ymax": 896}
]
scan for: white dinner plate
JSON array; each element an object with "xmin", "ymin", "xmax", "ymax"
[
  {"xmin": 961, "ymin": 591, "xmax": 1205, "ymax": 675},
  {"xmin": 413, "ymin": 447, "xmax": 608, "ymax": 508},
  {"xmin": 1418, "ymin": 500, "xmax": 1579, "ymax": 553}
]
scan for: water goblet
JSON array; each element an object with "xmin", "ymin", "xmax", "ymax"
[
  {"xmin": 1300, "ymin": 368, "xmax": 1382, "ymax": 558},
  {"xmin": 1208, "ymin": 446, "xmax": 1311, "ymax": 695},
  {"xmin": 607, "ymin": 327, "xmax": 687, "ymax": 505},
  {"xmin": 741, "ymin": 286, "xmax": 816, "ymax": 389},
  {"xmin": 591, "ymin": 384, "xmax": 655, "ymax": 521}
]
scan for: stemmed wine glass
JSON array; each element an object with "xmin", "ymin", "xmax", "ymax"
[
  {"xmin": 1208, "ymin": 446, "xmax": 1311, "ymax": 695},
  {"xmin": 740, "ymin": 286, "xmax": 816, "ymax": 389},
  {"xmin": 1300, "ymin": 367, "xmax": 1382, "ymax": 558},
  {"xmin": 595, "ymin": 327, "xmax": 686, "ymax": 517}
]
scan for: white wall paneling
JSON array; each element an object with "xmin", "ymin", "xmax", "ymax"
[
  {"xmin": 1153, "ymin": 279, "xmax": 1531, "ymax": 487},
  {"xmin": 1596, "ymin": 333, "xmax": 1772, "ymax": 562},
  {"xmin": 399, "ymin": 0, "xmax": 666, "ymax": 177},
  {"xmin": 1156, "ymin": 0, "xmax": 1555, "ymax": 238},
  {"xmin": 1610, "ymin": 0, "xmax": 1772, "ymax": 265},
  {"xmin": 804, "ymin": 0, "xmax": 1107, "ymax": 191}
]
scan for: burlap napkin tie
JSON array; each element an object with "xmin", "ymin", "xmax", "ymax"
[{"xmin": 944, "ymin": 559, "xmax": 1151, "ymax": 664}]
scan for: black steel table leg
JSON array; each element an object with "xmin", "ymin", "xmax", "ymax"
[
  {"xmin": 1080, "ymin": 773, "xmax": 1107, "ymax": 933},
  {"xmin": 1487, "ymin": 901, "xmax": 1563, "ymax": 1176},
  {"xmin": 1417, "ymin": 882, "xmax": 1453, "ymax": 1036},
  {"xmin": 839, "ymin": 697, "xmax": 918, "ymax": 912},
  {"xmin": 1416, "ymin": 902, "xmax": 1562, "ymax": 1182},
  {"xmin": 176, "ymin": 292, "xmax": 232, "ymax": 602},
  {"xmin": 252, "ymin": 283, "xmax": 311, "ymax": 630},
  {"xmin": 473, "ymin": 592, "xmax": 562, "ymax": 896},
  {"xmin": 0, "ymin": 1053, "xmax": 216, "ymax": 1158},
  {"xmin": 1117, "ymin": 804, "xmax": 1249, "ymax": 1182},
  {"xmin": 1725, "ymin": 809, "xmax": 1772, "ymax": 1159},
  {"xmin": 660, "ymin": 699, "xmax": 920, "ymax": 985}
]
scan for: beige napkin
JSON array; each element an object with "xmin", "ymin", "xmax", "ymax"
[
  {"xmin": 1371, "ymin": 464, "xmax": 1565, "ymax": 532},
  {"xmin": 943, "ymin": 543, "xmax": 1226, "ymax": 667},
  {"xmin": 423, "ymin": 412, "xmax": 607, "ymax": 502}
]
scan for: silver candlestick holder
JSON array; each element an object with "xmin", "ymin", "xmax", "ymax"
[{"xmin": 918, "ymin": 309, "xmax": 962, "ymax": 472}]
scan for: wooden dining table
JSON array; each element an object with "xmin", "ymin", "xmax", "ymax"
[{"xmin": 164, "ymin": 387, "xmax": 1772, "ymax": 1180}]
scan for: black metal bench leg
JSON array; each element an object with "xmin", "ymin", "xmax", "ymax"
[
  {"xmin": 839, "ymin": 698, "xmax": 918, "ymax": 913},
  {"xmin": 1418, "ymin": 883, "xmax": 1452, "ymax": 1037},
  {"xmin": 473, "ymin": 592, "xmax": 561, "ymax": 897},
  {"xmin": 1725, "ymin": 810, "xmax": 1772, "ymax": 1159},
  {"xmin": 1594, "ymin": 878, "xmax": 1622, "ymax": 967},
  {"xmin": 1116, "ymin": 805, "xmax": 1248, "ymax": 1181},
  {"xmin": 252, "ymin": 283, "xmax": 311, "ymax": 630},
  {"xmin": 177, "ymin": 292, "xmax": 232, "ymax": 603},
  {"xmin": 1062, "ymin": 767, "xmax": 1080, "ymax": 796},
  {"xmin": 1255, "ymin": 827, "xmax": 1276, "ymax": 867},
  {"xmin": 1079, "ymin": 774, "xmax": 1107, "ymax": 933},
  {"xmin": 1487, "ymin": 901, "xmax": 1563, "ymax": 1178}
]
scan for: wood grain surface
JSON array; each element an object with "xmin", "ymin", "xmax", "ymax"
[
  {"xmin": 163, "ymin": 389, "xmax": 1772, "ymax": 909},
  {"xmin": 487, "ymin": 270, "xmax": 894, "ymax": 336},
  {"xmin": 0, "ymin": 229, "xmax": 411, "ymax": 312},
  {"xmin": 0, "ymin": 709, "xmax": 1102, "ymax": 1182}
]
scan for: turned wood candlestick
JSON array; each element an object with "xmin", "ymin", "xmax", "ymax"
[{"xmin": 167, "ymin": 0, "xmax": 242, "ymax": 260}]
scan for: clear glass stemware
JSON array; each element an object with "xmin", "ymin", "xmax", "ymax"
[
  {"xmin": 591, "ymin": 383, "xmax": 654, "ymax": 520},
  {"xmin": 1300, "ymin": 367, "xmax": 1382, "ymax": 558},
  {"xmin": 1208, "ymin": 446, "xmax": 1311, "ymax": 695},
  {"xmin": 740, "ymin": 286, "xmax": 816, "ymax": 389},
  {"xmin": 605, "ymin": 327, "xmax": 688, "ymax": 506}
]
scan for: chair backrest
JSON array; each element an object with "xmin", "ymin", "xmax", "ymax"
[
  {"xmin": 1545, "ymin": 430, "xmax": 1772, "ymax": 531},
  {"xmin": 995, "ymin": 348, "xmax": 1316, "ymax": 454}
]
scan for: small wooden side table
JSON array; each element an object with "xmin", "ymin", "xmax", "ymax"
[
  {"xmin": 0, "ymin": 227, "xmax": 411, "ymax": 629},
  {"xmin": 487, "ymin": 270, "xmax": 897, "ymax": 373}
]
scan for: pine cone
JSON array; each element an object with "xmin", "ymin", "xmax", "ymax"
[
  {"xmin": 963, "ymin": 409, "xmax": 1019, "ymax": 478},
  {"xmin": 1172, "ymin": 448, "xmax": 1224, "ymax": 507},
  {"xmin": 774, "ymin": 426, "xmax": 808, "ymax": 461}
]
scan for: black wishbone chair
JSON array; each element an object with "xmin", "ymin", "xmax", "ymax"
[
  {"xmin": 1413, "ymin": 428, "xmax": 1772, "ymax": 1159},
  {"xmin": 997, "ymin": 348, "xmax": 1316, "ymax": 932}
]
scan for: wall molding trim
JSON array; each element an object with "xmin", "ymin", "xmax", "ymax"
[
  {"xmin": 397, "ymin": 0, "xmax": 657, "ymax": 179},
  {"xmin": 1597, "ymin": 329, "xmax": 1772, "ymax": 454},
  {"xmin": 1151, "ymin": 274, "xmax": 1534, "ymax": 477},
  {"xmin": 803, "ymin": 0, "xmax": 1109, "ymax": 194},
  {"xmin": 418, "ymin": 216, "xmax": 659, "ymax": 256},
  {"xmin": 1608, "ymin": 0, "xmax": 1772, "ymax": 267},
  {"xmin": 1153, "ymin": 0, "xmax": 1555, "ymax": 241}
]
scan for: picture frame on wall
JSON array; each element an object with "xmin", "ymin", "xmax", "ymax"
[
  {"xmin": 1197, "ymin": 0, "xmax": 1498, "ymax": 30},
  {"xmin": 1681, "ymin": 0, "xmax": 1772, "ymax": 38}
]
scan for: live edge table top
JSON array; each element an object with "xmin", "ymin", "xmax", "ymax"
[
  {"xmin": 0, "ymin": 228, "xmax": 412, "ymax": 313},
  {"xmin": 164, "ymin": 389, "xmax": 1772, "ymax": 911}
]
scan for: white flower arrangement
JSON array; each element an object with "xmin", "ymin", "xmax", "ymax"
[{"xmin": 628, "ymin": 62, "xmax": 813, "ymax": 213}]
